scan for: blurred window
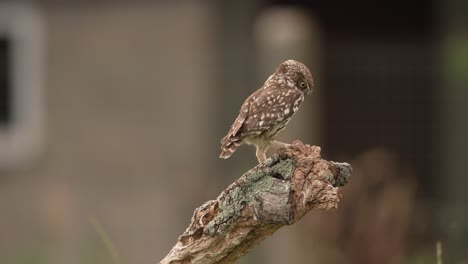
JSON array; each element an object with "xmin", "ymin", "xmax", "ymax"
[{"xmin": 0, "ymin": 3, "xmax": 44, "ymax": 168}]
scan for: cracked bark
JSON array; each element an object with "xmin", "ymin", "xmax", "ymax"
[{"xmin": 158, "ymin": 141, "xmax": 352, "ymax": 264}]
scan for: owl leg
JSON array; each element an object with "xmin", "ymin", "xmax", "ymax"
[
  {"xmin": 270, "ymin": 140, "xmax": 291, "ymax": 149},
  {"xmin": 255, "ymin": 145, "xmax": 269, "ymax": 163}
]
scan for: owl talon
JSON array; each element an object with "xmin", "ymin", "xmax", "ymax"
[
  {"xmin": 256, "ymin": 146, "xmax": 268, "ymax": 163},
  {"xmin": 271, "ymin": 140, "xmax": 291, "ymax": 149}
]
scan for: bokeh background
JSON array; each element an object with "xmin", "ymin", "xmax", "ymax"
[{"xmin": 1, "ymin": 1, "xmax": 467, "ymax": 264}]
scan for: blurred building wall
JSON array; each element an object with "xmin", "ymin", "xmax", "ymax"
[{"xmin": 0, "ymin": 2, "xmax": 217, "ymax": 264}]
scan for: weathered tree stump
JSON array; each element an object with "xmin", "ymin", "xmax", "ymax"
[{"xmin": 159, "ymin": 141, "xmax": 352, "ymax": 264}]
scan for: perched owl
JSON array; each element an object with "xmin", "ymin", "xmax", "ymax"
[{"xmin": 220, "ymin": 59, "xmax": 314, "ymax": 163}]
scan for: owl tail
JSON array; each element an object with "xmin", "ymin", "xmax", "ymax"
[{"xmin": 220, "ymin": 137, "xmax": 241, "ymax": 159}]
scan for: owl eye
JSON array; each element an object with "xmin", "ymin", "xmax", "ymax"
[{"xmin": 299, "ymin": 81, "xmax": 306, "ymax": 88}]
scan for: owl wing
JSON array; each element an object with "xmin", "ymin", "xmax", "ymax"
[
  {"xmin": 220, "ymin": 92, "xmax": 254, "ymax": 146},
  {"xmin": 220, "ymin": 86, "xmax": 304, "ymax": 159},
  {"xmin": 238, "ymin": 87, "xmax": 304, "ymax": 137},
  {"xmin": 222, "ymin": 86, "xmax": 305, "ymax": 142}
]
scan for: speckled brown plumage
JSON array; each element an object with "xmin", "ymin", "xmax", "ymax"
[{"xmin": 220, "ymin": 60, "xmax": 314, "ymax": 163}]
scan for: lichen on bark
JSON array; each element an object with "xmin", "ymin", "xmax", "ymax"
[{"xmin": 206, "ymin": 155, "xmax": 294, "ymax": 236}]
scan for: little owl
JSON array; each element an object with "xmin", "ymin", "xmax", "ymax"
[{"xmin": 220, "ymin": 59, "xmax": 314, "ymax": 163}]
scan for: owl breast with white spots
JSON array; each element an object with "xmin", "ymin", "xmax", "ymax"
[{"xmin": 220, "ymin": 60, "xmax": 314, "ymax": 162}]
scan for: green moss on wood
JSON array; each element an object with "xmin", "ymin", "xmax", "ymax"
[{"xmin": 206, "ymin": 156, "xmax": 295, "ymax": 236}]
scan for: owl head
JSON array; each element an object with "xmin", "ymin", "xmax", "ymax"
[{"xmin": 276, "ymin": 60, "xmax": 314, "ymax": 94}]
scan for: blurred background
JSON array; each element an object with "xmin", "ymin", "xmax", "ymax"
[{"xmin": 0, "ymin": 1, "xmax": 467, "ymax": 263}]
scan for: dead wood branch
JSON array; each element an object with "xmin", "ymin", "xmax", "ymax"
[{"xmin": 159, "ymin": 141, "xmax": 352, "ymax": 264}]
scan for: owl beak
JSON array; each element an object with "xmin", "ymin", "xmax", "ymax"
[{"xmin": 307, "ymin": 84, "xmax": 313, "ymax": 94}]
